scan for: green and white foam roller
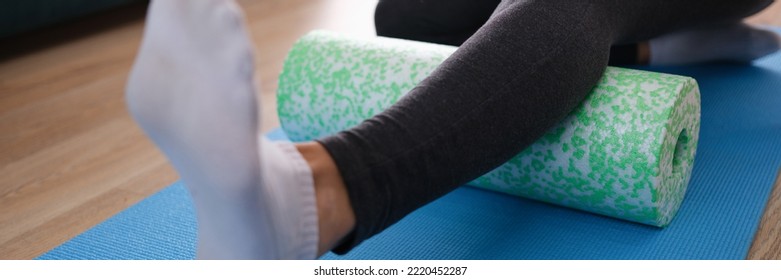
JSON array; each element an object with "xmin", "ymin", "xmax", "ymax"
[{"xmin": 277, "ymin": 31, "xmax": 701, "ymax": 227}]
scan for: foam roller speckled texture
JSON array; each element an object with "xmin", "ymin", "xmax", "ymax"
[{"xmin": 278, "ymin": 31, "xmax": 701, "ymax": 227}]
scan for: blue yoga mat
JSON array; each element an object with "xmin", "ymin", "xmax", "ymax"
[{"xmin": 39, "ymin": 46, "xmax": 781, "ymax": 260}]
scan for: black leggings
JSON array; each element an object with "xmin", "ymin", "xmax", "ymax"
[
  {"xmin": 318, "ymin": 0, "xmax": 773, "ymax": 253},
  {"xmin": 372, "ymin": 0, "xmax": 643, "ymax": 65}
]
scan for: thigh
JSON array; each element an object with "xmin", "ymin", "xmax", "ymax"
[{"xmin": 374, "ymin": 0, "xmax": 500, "ymax": 45}]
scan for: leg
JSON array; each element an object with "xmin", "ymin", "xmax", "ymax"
[
  {"xmin": 375, "ymin": 0, "xmax": 779, "ymax": 65},
  {"xmin": 375, "ymin": 0, "xmax": 648, "ymax": 66},
  {"xmin": 126, "ymin": 0, "xmax": 776, "ymax": 259},
  {"xmin": 374, "ymin": 0, "xmax": 500, "ymax": 46},
  {"xmin": 322, "ymin": 0, "xmax": 775, "ymax": 253}
]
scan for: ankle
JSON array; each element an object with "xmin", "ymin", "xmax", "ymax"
[{"xmin": 295, "ymin": 142, "xmax": 356, "ymax": 256}]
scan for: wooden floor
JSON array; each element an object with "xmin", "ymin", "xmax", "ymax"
[{"xmin": 0, "ymin": 0, "xmax": 779, "ymax": 260}]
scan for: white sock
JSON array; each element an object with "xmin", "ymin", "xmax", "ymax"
[
  {"xmin": 649, "ymin": 23, "xmax": 781, "ymax": 65},
  {"xmin": 125, "ymin": 0, "xmax": 318, "ymax": 259}
]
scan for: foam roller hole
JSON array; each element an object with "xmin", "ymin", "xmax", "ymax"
[{"xmin": 672, "ymin": 129, "xmax": 690, "ymax": 175}]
